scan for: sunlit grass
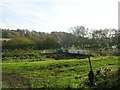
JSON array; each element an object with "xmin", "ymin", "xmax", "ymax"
[{"xmin": 2, "ymin": 56, "xmax": 119, "ymax": 88}]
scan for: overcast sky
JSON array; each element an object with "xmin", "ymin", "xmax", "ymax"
[{"xmin": 0, "ymin": 0, "xmax": 119, "ymax": 33}]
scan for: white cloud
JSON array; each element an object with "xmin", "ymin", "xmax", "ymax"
[
  {"xmin": 1, "ymin": 1, "xmax": 48, "ymax": 21},
  {"xmin": 0, "ymin": 0, "xmax": 119, "ymax": 32}
]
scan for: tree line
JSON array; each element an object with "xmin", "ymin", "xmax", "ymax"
[{"xmin": 1, "ymin": 26, "xmax": 119, "ymax": 55}]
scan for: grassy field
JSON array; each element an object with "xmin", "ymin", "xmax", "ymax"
[{"xmin": 2, "ymin": 56, "xmax": 119, "ymax": 88}]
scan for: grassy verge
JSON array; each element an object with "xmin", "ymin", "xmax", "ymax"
[{"xmin": 2, "ymin": 56, "xmax": 119, "ymax": 88}]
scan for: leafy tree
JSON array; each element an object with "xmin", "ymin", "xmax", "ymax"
[
  {"xmin": 43, "ymin": 36, "xmax": 61, "ymax": 49},
  {"xmin": 3, "ymin": 37, "xmax": 35, "ymax": 49},
  {"xmin": 51, "ymin": 32, "xmax": 76, "ymax": 48},
  {"xmin": 70, "ymin": 26, "xmax": 88, "ymax": 38},
  {"xmin": 69, "ymin": 26, "xmax": 88, "ymax": 49}
]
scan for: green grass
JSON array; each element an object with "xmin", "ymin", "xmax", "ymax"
[{"xmin": 2, "ymin": 56, "xmax": 119, "ymax": 88}]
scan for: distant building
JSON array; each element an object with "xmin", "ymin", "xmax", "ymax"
[
  {"xmin": 68, "ymin": 50, "xmax": 88, "ymax": 55},
  {"xmin": 0, "ymin": 38, "xmax": 11, "ymax": 42}
]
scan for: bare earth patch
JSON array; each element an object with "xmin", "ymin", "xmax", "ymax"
[{"xmin": 2, "ymin": 73, "xmax": 31, "ymax": 88}]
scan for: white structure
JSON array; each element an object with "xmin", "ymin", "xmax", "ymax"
[
  {"xmin": 68, "ymin": 50, "xmax": 88, "ymax": 55},
  {"xmin": 0, "ymin": 38, "xmax": 11, "ymax": 42}
]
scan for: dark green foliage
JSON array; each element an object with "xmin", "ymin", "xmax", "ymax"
[
  {"xmin": 1, "ymin": 27, "xmax": 119, "ymax": 56},
  {"xmin": 94, "ymin": 68, "xmax": 119, "ymax": 88},
  {"xmin": 2, "ymin": 37, "xmax": 35, "ymax": 49}
]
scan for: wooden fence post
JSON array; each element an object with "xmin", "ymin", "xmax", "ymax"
[{"xmin": 88, "ymin": 55, "xmax": 95, "ymax": 87}]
